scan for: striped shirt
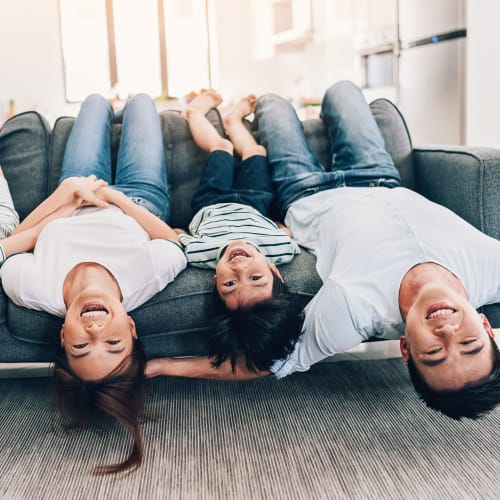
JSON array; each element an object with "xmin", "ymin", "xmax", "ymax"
[
  {"xmin": 0, "ymin": 170, "xmax": 19, "ymax": 239},
  {"xmin": 179, "ymin": 202, "xmax": 300, "ymax": 269}
]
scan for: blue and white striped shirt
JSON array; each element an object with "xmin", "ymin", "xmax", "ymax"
[{"xmin": 179, "ymin": 203, "xmax": 300, "ymax": 269}]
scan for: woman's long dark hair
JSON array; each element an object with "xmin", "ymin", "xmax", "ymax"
[{"xmin": 53, "ymin": 338, "xmax": 147, "ymax": 474}]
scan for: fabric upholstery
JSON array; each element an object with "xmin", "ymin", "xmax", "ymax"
[{"xmin": 1, "ymin": 100, "xmax": 499, "ymax": 362}]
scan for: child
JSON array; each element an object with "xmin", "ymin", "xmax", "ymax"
[{"xmin": 178, "ymin": 92, "xmax": 303, "ymax": 371}]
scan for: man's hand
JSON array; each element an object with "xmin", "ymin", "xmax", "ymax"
[{"xmin": 276, "ymin": 221, "xmax": 292, "ymax": 237}]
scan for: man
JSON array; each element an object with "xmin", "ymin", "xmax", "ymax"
[{"xmin": 147, "ymin": 81, "xmax": 500, "ymax": 419}]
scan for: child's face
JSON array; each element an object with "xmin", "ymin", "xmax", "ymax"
[{"xmin": 215, "ymin": 241, "xmax": 278, "ymax": 310}]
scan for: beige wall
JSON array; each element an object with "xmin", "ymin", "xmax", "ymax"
[{"xmin": 466, "ymin": 0, "xmax": 500, "ymax": 147}]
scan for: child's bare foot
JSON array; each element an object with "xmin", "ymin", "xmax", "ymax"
[
  {"xmin": 182, "ymin": 91, "xmax": 222, "ymax": 120},
  {"xmin": 224, "ymin": 94, "xmax": 257, "ymax": 124}
]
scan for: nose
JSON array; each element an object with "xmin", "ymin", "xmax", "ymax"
[
  {"xmin": 85, "ymin": 322, "xmax": 105, "ymax": 336},
  {"xmin": 434, "ymin": 322, "xmax": 458, "ymax": 337}
]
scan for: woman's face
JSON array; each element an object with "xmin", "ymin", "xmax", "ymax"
[{"xmin": 60, "ymin": 288, "xmax": 137, "ymax": 381}]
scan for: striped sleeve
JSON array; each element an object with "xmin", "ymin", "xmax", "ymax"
[
  {"xmin": 0, "ymin": 171, "xmax": 19, "ymax": 239},
  {"xmin": 181, "ymin": 203, "xmax": 300, "ymax": 269}
]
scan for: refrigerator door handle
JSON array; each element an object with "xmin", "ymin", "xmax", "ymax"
[{"xmin": 401, "ymin": 28, "xmax": 466, "ymax": 49}]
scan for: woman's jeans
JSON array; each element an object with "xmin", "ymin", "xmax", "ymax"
[
  {"xmin": 59, "ymin": 93, "xmax": 170, "ymax": 221},
  {"xmin": 191, "ymin": 151, "xmax": 273, "ymax": 216},
  {"xmin": 254, "ymin": 80, "xmax": 401, "ymax": 219}
]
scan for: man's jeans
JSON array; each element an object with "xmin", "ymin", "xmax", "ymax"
[
  {"xmin": 59, "ymin": 93, "xmax": 171, "ymax": 221},
  {"xmin": 255, "ymin": 80, "xmax": 401, "ymax": 219},
  {"xmin": 191, "ymin": 150, "xmax": 273, "ymax": 216}
]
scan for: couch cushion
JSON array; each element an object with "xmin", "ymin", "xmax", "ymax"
[
  {"xmin": 5, "ymin": 249, "xmax": 321, "ymax": 361},
  {"xmin": 0, "ymin": 112, "xmax": 51, "ymax": 219}
]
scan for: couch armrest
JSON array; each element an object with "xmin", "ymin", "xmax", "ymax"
[{"xmin": 414, "ymin": 145, "xmax": 500, "ymax": 241}]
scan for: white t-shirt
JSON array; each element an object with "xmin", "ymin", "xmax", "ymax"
[
  {"xmin": 0, "ymin": 205, "xmax": 187, "ymax": 317},
  {"xmin": 271, "ymin": 187, "xmax": 500, "ymax": 378}
]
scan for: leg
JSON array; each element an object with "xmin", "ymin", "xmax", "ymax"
[
  {"xmin": 59, "ymin": 94, "xmax": 114, "ymax": 184},
  {"xmin": 113, "ymin": 93, "xmax": 170, "ymax": 221},
  {"xmin": 321, "ymin": 81, "xmax": 400, "ymax": 186},
  {"xmin": 184, "ymin": 91, "xmax": 233, "ymax": 155},
  {"xmin": 255, "ymin": 93, "xmax": 333, "ymax": 220},
  {"xmin": 223, "ymin": 95, "xmax": 266, "ymax": 160}
]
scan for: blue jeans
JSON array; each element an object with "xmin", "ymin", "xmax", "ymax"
[
  {"xmin": 59, "ymin": 93, "xmax": 170, "ymax": 221},
  {"xmin": 191, "ymin": 150, "xmax": 273, "ymax": 216},
  {"xmin": 254, "ymin": 81, "xmax": 401, "ymax": 219}
]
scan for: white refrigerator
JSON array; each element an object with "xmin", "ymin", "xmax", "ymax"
[{"xmin": 397, "ymin": 0, "xmax": 466, "ymax": 145}]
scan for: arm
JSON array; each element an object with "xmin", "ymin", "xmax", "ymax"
[
  {"xmin": 14, "ymin": 175, "xmax": 108, "ymax": 234},
  {"xmin": 145, "ymin": 355, "xmax": 272, "ymax": 381},
  {"xmin": 275, "ymin": 221, "xmax": 292, "ymax": 237},
  {"xmin": 99, "ymin": 187, "xmax": 180, "ymax": 243},
  {"xmin": 0, "ymin": 199, "xmax": 80, "ymax": 259},
  {"xmin": 0, "ymin": 168, "xmax": 20, "ymax": 238}
]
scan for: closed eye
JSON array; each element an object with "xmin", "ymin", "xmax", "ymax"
[
  {"xmin": 106, "ymin": 340, "xmax": 121, "ymax": 345},
  {"xmin": 460, "ymin": 339, "xmax": 477, "ymax": 345},
  {"xmin": 425, "ymin": 347, "xmax": 442, "ymax": 355}
]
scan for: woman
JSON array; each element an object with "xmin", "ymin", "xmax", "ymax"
[{"xmin": 0, "ymin": 93, "xmax": 186, "ymax": 473}]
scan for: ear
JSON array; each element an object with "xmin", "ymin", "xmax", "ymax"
[
  {"xmin": 400, "ymin": 336, "xmax": 410, "ymax": 362},
  {"xmin": 128, "ymin": 316, "xmax": 137, "ymax": 339},
  {"xmin": 480, "ymin": 313, "xmax": 495, "ymax": 338},
  {"xmin": 269, "ymin": 263, "xmax": 284, "ymax": 283},
  {"xmin": 213, "ymin": 274, "xmax": 217, "ymax": 285},
  {"xmin": 60, "ymin": 324, "xmax": 65, "ymax": 347}
]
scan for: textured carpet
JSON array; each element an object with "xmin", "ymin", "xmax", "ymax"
[{"xmin": 0, "ymin": 359, "xmax": 499, "ymax": 500}]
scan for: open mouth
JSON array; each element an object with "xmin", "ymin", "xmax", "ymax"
[
  {"xmin": 80, "ymin": 303, "xmax": 109, "ymax": 319},
  {"xmin": 228, "ymin": 248, "xmax": 250, "ymax": 261},
  {"xmin": 426, "ymin": 304, "xmax": 457, "ymax": 320}
]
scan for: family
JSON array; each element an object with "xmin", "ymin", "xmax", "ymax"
[{"xmin": 0, "ymin": 81, "xmax": 499, "ymax": 473}]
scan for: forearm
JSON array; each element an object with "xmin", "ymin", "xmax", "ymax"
[
  {"xmin": 103, "ymin": 188, "xmax": 180, "ymax": 242},
  {"xmin": 14, "ymin": 176, "xmax": 107, "ymax": 234},
  {"xmin": 146, "ymin": 356, "xmax": 271, "ymax": 381},
  {"xmin": 2, "ymin": 201, "xmax": 79, "ymax": 258}
]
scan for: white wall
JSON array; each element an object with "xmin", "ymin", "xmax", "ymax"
[
  {"xmin": 0, "ymin": 0, "xmax": 78, "ymax": 124},
  {"xmin": 466, "ymin": 0, "xmax": 500, "ymax": 147}
]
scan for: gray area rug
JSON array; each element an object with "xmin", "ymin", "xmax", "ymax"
[{"xmin": 0, "ymin": 359, "xmax": 499, "ymax": 500}]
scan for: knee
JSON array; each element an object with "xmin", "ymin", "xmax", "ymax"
[
  {"xmin": 323, "ymin": 80, "xmax": 360, "ymax": 101},
  {"xmin": 247, "ymin": 144, "xmax": 267, "ymax": 157},
  {"xmin": 127, "ymin": 93, "xmax": 155, "ymax": 110},
  {"xmin": 255, "ymin": 93, "xmax": 291, "ymax": 116},
  {"xmin": 82, "ymin": 93, "xmax": 110, "ymax": 110},
  {"xmin": 211, "ymin": 137, "xmax": 233, "ymax": 155}
]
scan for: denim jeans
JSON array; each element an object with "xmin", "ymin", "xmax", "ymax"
[
  {"xmin": 59, "ymin": 93, "xmax": 170, "ymax": 221},
  {"xmin": 254, "ymin": 80, "xmax": 401, "ymax": 219},
  {"xmin": 191, "ymin": 150, "xmax": 273, "ymax": 216}
]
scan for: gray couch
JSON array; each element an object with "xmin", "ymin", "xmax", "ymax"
[{"xmin": 0, "ymin": 99, "xmax": 499, "ymax": 363}]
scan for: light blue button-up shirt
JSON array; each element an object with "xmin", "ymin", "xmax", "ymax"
[{"xmin": 271, "ymin": 187, "xmax": 500, "ymax": 378}]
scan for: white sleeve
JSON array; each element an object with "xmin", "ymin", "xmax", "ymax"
[
  {"xmin": 0, "ymin": 253, "xmax": 33, "ymax": 307},
  {"xmin": 150, "ymin": 239, "xmax": 187, "ymax": 283},
  {"xmin": 271, "ymin": 280, "xmax": 366, "ymax": 378},
  {"xmin": 0, "ymin": 173, "xmax": 20, "ymax": 238}
]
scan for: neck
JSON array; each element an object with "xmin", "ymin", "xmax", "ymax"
[
  {"xmin": 62, "ymin": 262, "xmax": 122, "ymax": 307},
  {"xmin": 398, "ymin": 262, "xmax": 467, "ymax": 319}
]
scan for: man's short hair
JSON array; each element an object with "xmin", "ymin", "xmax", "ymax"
[
  {"xmin": 407, "ymin": 336, "xmax": 500, "ymax": 419},
  {"xmin": 211, "ymin": 275, "xmax": 304, "ymax": 372}
]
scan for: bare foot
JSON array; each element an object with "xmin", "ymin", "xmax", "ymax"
[
  {"xmin": 225, "ymin": 94, "xmax": 257, "ymax": 124},
  {"xmin": 181, "ymin": 90, "xmax": 222, "ymax": 120}
]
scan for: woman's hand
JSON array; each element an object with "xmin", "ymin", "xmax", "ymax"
[{"xmin": 59, "ymin": 175, "xmax": 109, "ymax": 208}]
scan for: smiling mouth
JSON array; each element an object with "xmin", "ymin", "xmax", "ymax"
[
  {"xmin": 426, "ymin": 304, "xmax": 457, "ymax": 320},
  {"xmin": 80, "ymin": 303, "xmax": 109, "ymax": 319},
  {"xmin": 228, "ymin": 248, "xmax": 250, "ymax": 261}
]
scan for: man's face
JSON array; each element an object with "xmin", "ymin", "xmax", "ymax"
[
  {"xmin": 60, "ymin": 287, "xmax": 137, "ymax": 381},
  {"xmin": 215, "ymin": 241, "xmax": 282, "ymax": 310},
  {"xmin": 401, "ymin": 284, "xmax": 495, "ymax": 391}
]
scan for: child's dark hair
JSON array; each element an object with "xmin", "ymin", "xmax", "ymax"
[
  {"xmin": 407, "ymin": 335, "xmax": 500, "ymax": 419},
  {"xmin": 211, "ymin": 275, "xmax": 304, "ymax": 372},
  {"xmin": 53, "ymin": 338, "xmax": 147, "ymax": 474}
]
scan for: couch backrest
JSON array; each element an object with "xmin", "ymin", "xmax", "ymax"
[{"xmin": 2, "ymin": 98, "xmax": 415, "ymax": 229}]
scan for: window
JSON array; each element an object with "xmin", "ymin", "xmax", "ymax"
[{"xmin": 59, "ymin": 0, "xmax": 214, "ymax": 102}]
